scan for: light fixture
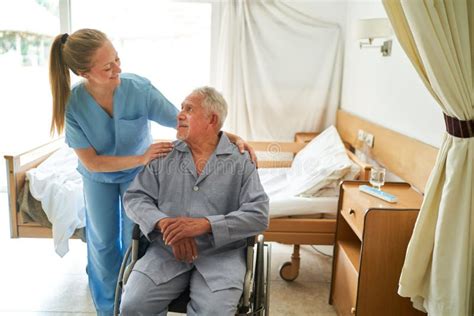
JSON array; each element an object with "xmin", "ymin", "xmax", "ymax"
[{"xmin": 356, "ymin": 18, "xmax": 393, "ymax": 57}]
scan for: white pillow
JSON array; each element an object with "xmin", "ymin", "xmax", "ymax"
[
  {"xmin": 286, "ymin": 125, "xmax": 353, "ymax": 196},
  {"xmin": 311, "ymin": 161, "xmax": 361, "ymax": 197}
]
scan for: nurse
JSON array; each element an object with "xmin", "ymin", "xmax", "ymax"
[{"xmin": 48, "ymin": 28, "xmax": 255, "ymax": 316}]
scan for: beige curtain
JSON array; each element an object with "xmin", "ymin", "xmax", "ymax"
[
  {"xmin": 211, "ymin": 0, "xmax": 343, "ymax": 141},
  {"xmin": 382, "ymin": 0, "xmax": 474, "ymax": 315}
]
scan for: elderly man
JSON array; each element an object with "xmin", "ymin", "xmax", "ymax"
[{"xmin": 120, "ymin": 86, "xmax": 269, "ymax": 315}]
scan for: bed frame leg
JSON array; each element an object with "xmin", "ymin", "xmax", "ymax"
[{"xmin": 279, "ymin": 244, "xmax": 300, "ymax": 281}]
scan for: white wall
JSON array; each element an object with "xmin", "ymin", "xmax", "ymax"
[{"xmin": 341, "ymin": 0, "xmax": 444, "ymax": 148}]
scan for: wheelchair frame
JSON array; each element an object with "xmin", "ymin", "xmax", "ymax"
[{"xmin": 114, "ymin": 225, "xmax": 271, "ymax": 315}]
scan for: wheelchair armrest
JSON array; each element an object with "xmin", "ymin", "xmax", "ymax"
[
  {"xmin": 246, "ymin": 236, "xmax": 256, "ymax": 247},
  {"xmin": 132, "ymin": 224, "xmax": 141, "ymax": 240}
]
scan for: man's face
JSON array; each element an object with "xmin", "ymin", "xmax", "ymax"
[{"xmin": 176, "ymin": 92, "xmax": 212, "ymax": 142}]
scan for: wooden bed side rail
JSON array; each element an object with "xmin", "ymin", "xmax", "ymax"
[
  {"xmin": 248, "ymin": 140, "xmax": 372, "ymax": 174},
  {"xmin": 249, "ymin": 140, "xmax": 305, "ymax": 169},
  {"xmin": 265, "ymin": 218, "xmax": 337, "ymax": 245},
  {"xmin": 4, "ymin": 137, "xmax": 64, "ymax": 238},
  {"xmin": 248, "ymin": 141, "xmax": 306, "ymax": 154}
]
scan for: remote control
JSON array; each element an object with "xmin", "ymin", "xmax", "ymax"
[{"xmin": 358, "ymin": 185, "xmax": 398, "ymax": 203}]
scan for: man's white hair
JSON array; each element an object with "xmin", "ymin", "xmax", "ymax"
[{"xmin": 192, "ymin": 86, "xmax": 228, "ymax": 130}]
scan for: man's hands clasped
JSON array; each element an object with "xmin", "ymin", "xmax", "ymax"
[
  {"xmin": 170, "ymin": 238, "xmax": 198, "ymax": 263},
  {"xmin": 157, "ymin": 217, "xmax": 211, "ymax": 263}
]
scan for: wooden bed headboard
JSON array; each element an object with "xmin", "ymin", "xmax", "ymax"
[{"xmin": 335, "ymin": 110, "xmax": 439, "ymax": 193}]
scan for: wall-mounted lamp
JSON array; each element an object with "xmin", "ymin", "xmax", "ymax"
[{"xmin": 356, "ymin": 18, "xmax": 393, "ymax": 57}]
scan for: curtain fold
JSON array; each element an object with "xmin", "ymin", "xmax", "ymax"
[
  {"xmin": 382, "ymin": 1, "xmax": 474, "ymax": 315},
  {"xmin": 211, "ymin": 0, "xmax": 343, "ymax": 141}
]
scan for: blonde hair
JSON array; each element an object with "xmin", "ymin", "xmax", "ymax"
[
  {"xmin": 49, "ymin": 29, "xmax": 108, "ymax": 135},
  {"xmin": 192, "ymin": 86, "xmax": 228, "ymax": 130}
]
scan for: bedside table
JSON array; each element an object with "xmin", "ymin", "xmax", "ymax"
[{"xmin": 329, "ymin": 181, "xmax": 426, "ymax": 316}]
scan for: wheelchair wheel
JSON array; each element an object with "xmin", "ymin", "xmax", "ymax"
[
  {"xmin": 253, "ymin": 235, "xmax": 265, "ymax": 313},
  {"xmin": 264, "ymin": 242, "xmax": 272, "ymax": 316},
  {"xmin": 113, "ymin": 244, "xmax": 132, "ymax": 316},
  {"xmin": 113, "ymin": 225, "xmax": 149, "ymax": 316}
]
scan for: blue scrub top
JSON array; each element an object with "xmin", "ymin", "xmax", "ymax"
[{"xmin": 65, "ymin": 73, "xmax": 179, "ymax": 183}]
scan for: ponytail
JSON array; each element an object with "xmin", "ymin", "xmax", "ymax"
[
  {"xmin": 48, "ymin": 29, "xmax": 108, "ymax": 136},
  {"xmin": 49, "ymin": 34, "xmax": 71, "ymax": 135}
]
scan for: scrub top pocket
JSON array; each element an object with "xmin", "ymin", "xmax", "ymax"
[{"xmin": 117, "ymin": 116, "xmax": 150, "ymax": 156}]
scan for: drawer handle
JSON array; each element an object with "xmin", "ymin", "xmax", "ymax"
[
  {"xmin": 349, "ymin": 209, "xmax": 355, "ymax": 215},
  {"xmin": 351, "ymin": 307, "xmax": 356, "ymax": 314}
]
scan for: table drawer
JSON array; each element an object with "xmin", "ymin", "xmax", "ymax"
[{"xmin": 341, "ymin": 197, "xmax": 366, "ymax": 238}]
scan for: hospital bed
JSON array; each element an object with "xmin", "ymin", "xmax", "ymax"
[
  {"xmin": 6, "ymin": 110, "xmax": 437, "ymax": 281},
  {"xmin": 250, "ymin": 133, "xmax": 369, "ymax": 281}
]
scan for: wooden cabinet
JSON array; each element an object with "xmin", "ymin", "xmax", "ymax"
[{"xmin": 329, "ymin": 181, "xmax": 426, "ymax": 316}]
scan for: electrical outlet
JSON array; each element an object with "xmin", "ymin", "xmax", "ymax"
[
  {"xmin": 357, "ymin": 129, "xmax": 375, "ymax": 148},
  {"xmin": 365, "ymin": 133, "xmax": 374, "ymax": 147}
]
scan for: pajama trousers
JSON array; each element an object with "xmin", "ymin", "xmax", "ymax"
[
  {"xmin": 120, "ymin": 267, "xmax": 242, "ymax": 316},
  {"xmin": 82, "ymin": 177, "xmax": 134, "ymax": 316}
]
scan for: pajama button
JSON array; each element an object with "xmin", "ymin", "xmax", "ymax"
[{"xmin": 193, "ymin": 186, "xmax": 199, "ymax": 191}]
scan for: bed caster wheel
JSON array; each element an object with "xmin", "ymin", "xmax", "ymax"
[{"xmin": 279, "ymin": 261, "xmax": 298, "ymax": 281}]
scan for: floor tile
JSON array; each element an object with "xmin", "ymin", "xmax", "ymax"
[
  {"xmin": 270, "ymin": 242, "xmax": 334, "ymax": 283},
  {"xmin": 270, "ymin": 281, "xmax": 336, "ymax": 315}
]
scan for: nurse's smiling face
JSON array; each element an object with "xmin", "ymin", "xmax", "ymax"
[{"xmin": 84, "ymin": 40, "xmax": 122, "ymax": 88}]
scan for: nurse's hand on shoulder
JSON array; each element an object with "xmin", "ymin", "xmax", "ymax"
[
  {"xmin": 235, "ymin": 138, "xmax": 257, "ymax": 164},
  {"xmin": 142, "ymin": 142, "xmax": 174, "ymax": 165},
  {"xmin": 224, "ymin": 132, "xmax": 257, "ymax": 164}
]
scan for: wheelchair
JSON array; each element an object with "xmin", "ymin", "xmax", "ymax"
[{"xmin": 114, "ymin": 224, "xmax": 271, "ymax": 315}]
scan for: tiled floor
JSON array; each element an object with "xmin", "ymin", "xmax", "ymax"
[{"xmin": 0, "ymin": 192, "xmax": 336, "ymax": 315}]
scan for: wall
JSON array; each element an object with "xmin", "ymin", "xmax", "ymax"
[{"xmin": 341, "ymin": 0, "xmax": 444, "ymax": 148}]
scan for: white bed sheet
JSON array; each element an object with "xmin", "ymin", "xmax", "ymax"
[
  {"xmin": 258, "ymin": 168, "xmax": 338, "ymax": 219},
  {"xmin": 26, "ymin": 146, "xmax": 85, "ymax": 257}
]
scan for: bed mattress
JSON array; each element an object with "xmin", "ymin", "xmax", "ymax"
[{"xmin": 258, "ymin": 168, "xmax": 338, "ymax": 218}]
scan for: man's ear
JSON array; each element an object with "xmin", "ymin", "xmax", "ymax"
[{"xmin": 209, "ymin": 113, "xmax": 219, "ymax": 127}]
